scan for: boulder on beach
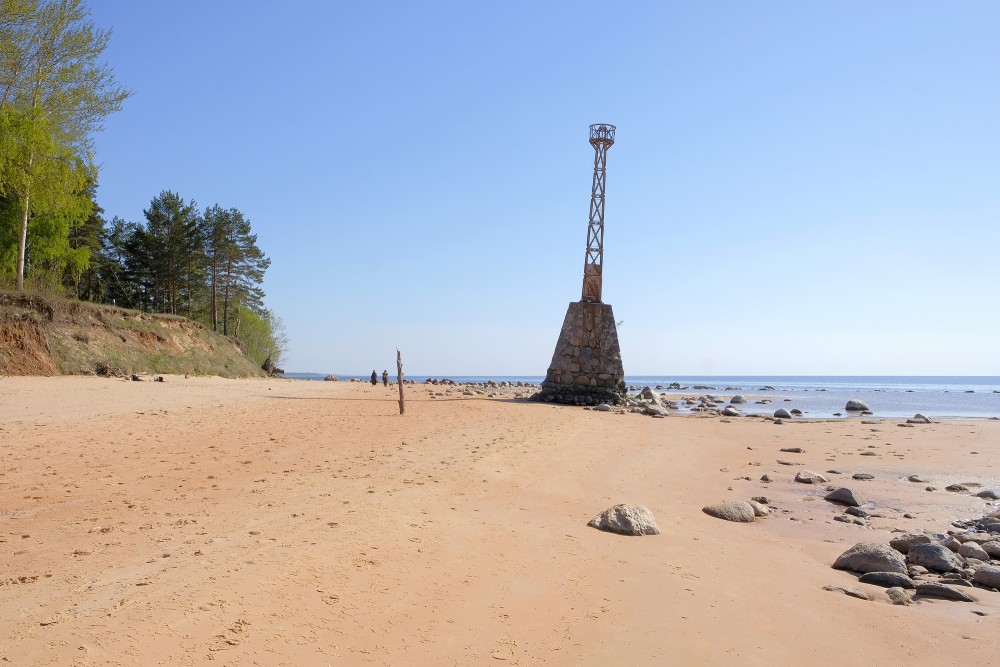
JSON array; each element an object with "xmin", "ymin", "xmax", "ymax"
[
  {"xmin": 702, "ymin": 500, "xmax": 756, "ymax": 523},
  {"xmin": 587, "ymin": 504, "xmax": 660, "ymax": 536},
  {"xmin": 645, "ymin": 404, "xmax": 669, "ymax": 417},
  {"xmin": 915, "ymin": 582, "xmax": 977, "ymax": 602},
  {"xmin": 730, "ymin": 395, "xmax": 746, "ymax": 404},
  {"xmin": 907, "ymin": 413, "xmax": 931, "ymax": 424},
  {"xmin": 721, "ymin": 406, "xmax": 740, "ymax": 417},
  {"xmin": 824, "ymin": 487, "xmax": 868, "ymax": 508},
  {"xmin": 773, "ymin": 408, "xmax": 792, "ymax": 419},
  {"xmin": 323, "ymin": 375, "xmax": 340, "ymax": 382},
  {"xmin": 845, "ymin": 399, "xmax": 870, "ymax": 411},
  {"xmin": 833, "ymin": 542, "xmax": 907, "ymax": 575},
  {"xmin": 858, "ymin": 571, "xmax": 915, "ymax": 589},
  {"xmin": 973, "ymin": 565, "xmax": 1000, "ymax": 589},
  {"xmin": 794, "ymin": 470, "xmax": 828, "ymax": 485},
  {"xmin": 975, "ymin": 488, "xmax": 1000, "ymax": 500},
  {"xmin": 958, "ymin": 541, "xmax": 989, "ymax": 561},
  {"xmin": 889, "ymin": 534, "xmax": 933, "ymax": 554},
  {"xmin": 907, "ymin": 543, "xmax": 965, "ymax": 573}
]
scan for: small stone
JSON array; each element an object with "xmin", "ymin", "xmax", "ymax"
[
  {"xmin": 587, "ymin": 504, "xmax": 660, "ymax": 536},
  {"xmin": 822, "ymin": 585, "xmax": 871, "ymax": 600},
  {"xmin": 702, "ymin": 500, "xmax": 756, "ymax": 523},
  {"xmin": 852, "ymin": 473, "xmax": 875, "ymax": 481},
  {"xmin": 886, "ymin": 587, "xmax": 914, "ymax": 605},
  {"xmin": 824, "ymin": 487, "xmax": 868, "ymax": 507},
  {"xmin": 780, "ymin": 447, "xmax": 805, "ymax": 453},
  {"xmin": 747, "ymin": 500, "xmax": 769, "ymax": 517},
  {"xmin": 795, "ymin": 470, "xmax": 828, "ymax": 484}
]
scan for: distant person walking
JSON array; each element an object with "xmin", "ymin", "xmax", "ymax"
[
  {"xmin": 382, "ymin": 370, "xmax": 389, "ymax": 387},
  {"xmin": 370, "ymin": 370, "xmax": 378, "ymax": 386}
]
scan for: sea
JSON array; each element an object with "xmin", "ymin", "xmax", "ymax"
[{"xmin": 281, "ymin": 374, "xmax": 1000, "ymax": 420}]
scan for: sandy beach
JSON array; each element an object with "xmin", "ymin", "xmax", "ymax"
[{"xmin": 1, "ymin": 376, "xmax": 998, "ymax": 665}]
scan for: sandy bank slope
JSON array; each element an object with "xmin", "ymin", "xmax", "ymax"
[{"xmin": 1, "ymin": 377, "xmax": 998, "ymax": 665}]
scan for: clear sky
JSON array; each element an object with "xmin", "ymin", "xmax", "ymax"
[{"xmin": 87, "ymin": 1, "xmax": 1000, "ymax": 376}]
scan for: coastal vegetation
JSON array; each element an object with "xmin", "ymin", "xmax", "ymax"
[{"xmin": 0, "ymin": 0, "xmax": 285, "ymax": 371}]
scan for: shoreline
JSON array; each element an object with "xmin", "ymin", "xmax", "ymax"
[{"xmin": 1, "ymin": 377, "xmax": 998, "ymax": 664}]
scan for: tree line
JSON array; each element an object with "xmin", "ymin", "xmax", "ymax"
[{"xmin": 0, "ymin": 1, "xmax": 285, "ymax": 366}]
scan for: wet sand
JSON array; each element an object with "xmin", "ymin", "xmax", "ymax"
[{"xmin": 1, "ymin": 376, "xmax": 998, "ymax": 665}]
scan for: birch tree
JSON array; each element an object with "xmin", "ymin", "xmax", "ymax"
[{"xmin": 0, "ymin": 0, "xmax": 129, "ymax": 289}]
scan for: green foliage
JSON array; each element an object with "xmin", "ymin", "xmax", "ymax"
[
  {"xmin": 0, "ymin": 0, "xmax": 130, "ymax": 289},
  {"xmin": 235, "ymin": 306, "xmax": 287, "ymax": 368}
]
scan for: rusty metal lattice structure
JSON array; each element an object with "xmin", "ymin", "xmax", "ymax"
[{"xmin": 581, "ymin": 123, "xmax": 615, "ymax": 303}]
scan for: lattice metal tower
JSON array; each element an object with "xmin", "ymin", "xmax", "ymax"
[{"xmin": 581, "ymin": 123, "xmax": 616, "ymax": 303}]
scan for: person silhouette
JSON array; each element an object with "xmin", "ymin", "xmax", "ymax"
[
  {"xmin": 382, "ymin": 370, "xmax": 389, "ymax": 387},
  {"xmin": 370, "ymin": 370, "xmax": 378, "ymax": 386}
]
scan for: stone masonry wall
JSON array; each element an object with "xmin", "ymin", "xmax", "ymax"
[{"xmin": 536, "ymin": 301, "xmax": 626, "ymax": 405}]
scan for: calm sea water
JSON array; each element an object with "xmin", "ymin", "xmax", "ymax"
[{"xmin": 282, "ymin": 374, "xmax": 1000, "ymax": 420}]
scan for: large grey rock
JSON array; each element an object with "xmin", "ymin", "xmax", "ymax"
[
  {"xmin": 845, "ymin": 399, "xmax": 870, "ymax": 411},
  {"xmin": 858, "ymin": 571, "xmax": 916, "ymax": 589},
  {"xmin": 834, "ymin": 542, "xmax": 908, "ymax": 575},
  {"xmin": 975, "ymin": 488, "xmax": 1000, "ymax": 500},
  {"xmin": 907, "ymin": 543, "xmax": 965, "ymax": 573},
  {"xmin": 982, "ymin": 541, "xmax": 1000, "ymax": 558},
  {"xmin": 972, "ymin": 565, "xmax": 1000, "ymax": 588},
  {"xmin": 730, "ymin": 395, "xmax": 746, "ymax": 404},
  {"xmin": 795, "ymin": 470, "xmax": 828, "ymax": 484},
  {"xmin": 889, "ymin": 534, "xmax": 933, "ymax": 554},
  {"xmin": 824, "ymin": 487, "xmax": 868, "ymax": 507},
  {"xmin": 587, "ymin": 504, "xmax": 660, "ymax": 536},
  {"xmin": 906, "ymin": 413, "xmax": 931, "ymax": 424},
  {"xmin": 915, "ymin": 582, "xmax": 977, "ymax": 602},
  {"xmin": 774, "ymin": 408, "xmax": 792, "ymax": 419},
  {"xmin": 721, "ymin": 406, "xmax": 740, "ymax": 417},
  {"xmin": 702, "ymin": 500, "xmax": 756, "ymax": 523},
  {"xmin": 959, "ymin": 541, "xmax": 990, "ymax": 561},
  {"xmin": 886, "ymin": 587, "xmax": 914, "ymax": 605}
]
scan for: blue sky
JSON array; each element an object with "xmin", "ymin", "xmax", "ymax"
[{"xmin": 88, "ymin": 1, "xmax": 1000, "ymax": 375}]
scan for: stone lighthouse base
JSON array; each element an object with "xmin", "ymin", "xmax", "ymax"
[{"xmin": 534, "ymin": 301, "xmax": 626, "ymax": 406}]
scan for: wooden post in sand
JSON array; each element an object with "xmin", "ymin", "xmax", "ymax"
[{"xmin": 396, "ymin": 348, "xmax": 405, "ymax": 415}]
